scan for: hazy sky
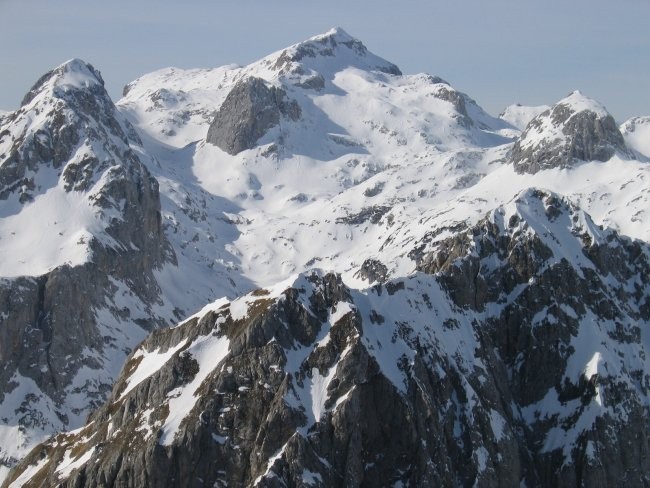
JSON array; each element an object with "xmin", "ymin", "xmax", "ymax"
[{"xmin": 1, "ymin": 0, "xmax": 649, "ymax": 120}]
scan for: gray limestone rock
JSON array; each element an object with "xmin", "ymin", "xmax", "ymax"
[
  {"xmin": 510, "ymin": 91, "xmax": 632, "ymax": 174},
  {"xmin": 354, "ymin": 258, "xmax": 388, "ymax": 284},
  {"xmin": 206, "ymin": 77, "xmax": 301, "ymax": 155}
]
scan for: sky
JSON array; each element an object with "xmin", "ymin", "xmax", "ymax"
[{"xmin": 1, "ymin": 0, "xmax": 649, "ymax": 121}]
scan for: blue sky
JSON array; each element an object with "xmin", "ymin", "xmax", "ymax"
[{"xmin": 1, "ymin": 0, "xmax": 649, "ymax": 120}]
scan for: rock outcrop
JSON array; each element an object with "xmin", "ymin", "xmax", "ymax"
[
  {"xmin": 206, "ymin": 77, "xmax": 300, "ymax": 155},
  {"xmin": 510, "ymin": 91, "xmax": 632, "ymax": 174}
]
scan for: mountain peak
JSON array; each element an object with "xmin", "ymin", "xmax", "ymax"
[
  {"xmin": 310, "ymin": 26, "xmax": 355, "ymax": 43},
  {"xmin": 263, "ymin": 27, "xmax": 402, "ymax": 77},
  {"xmin": 21, "ymin": 58, "xmax": 104, "ymax": 107},
  {"xmin": 556, "ymin": 90, "xmax": 610, "ymax": 118},
  {"xmin": 509, "ymin": 90, "xmax": 631, "ymax": 173}
]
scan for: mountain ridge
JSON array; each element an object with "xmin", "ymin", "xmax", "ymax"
[
  {"xmin": 6, "ymin": 189, "xmax": 650, "ymax": 487},
  {"xmin": 0, "ymin": 29, "xmax": 649, "ymax": 486}
]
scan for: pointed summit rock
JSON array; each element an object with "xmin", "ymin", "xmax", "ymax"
[
  {"xmin": 20, "ymin": 58, "xmax": 105, "ymax": 107},
  {"xmin": 0, "ymin": 58, "xmax": 142, "ymax": 202},
  {"xmin": 510, "ymin": 91, "xmax": 632, "ymax": 174}
]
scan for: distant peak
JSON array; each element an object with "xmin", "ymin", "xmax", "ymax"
[
  {"xmin": 21, "ymin": 58, "xmax": 104, "ymax": 107},
  {"xmin": 311, "ymin": 26, "xmax": 355, "ymax": 43},
  {"xmin": 265, "ymin": 28, "xmax": 402, "ymax": 77},
  {"xmin": 556, "ymin": 90, "xmax": 609, "ymax": 118}
]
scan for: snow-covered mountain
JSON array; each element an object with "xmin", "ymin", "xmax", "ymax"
[
  {"xmin": 499, "ymin": 103, "xmax": 550, "ymax": 131},
  {"xmin": 0, "ymin": 59, "xmax": 180, "ymax": 480},
  {"xmin": 621, "ymin": 115, "xmax": 650, "ymax": 158},
  {"xmin": 1, "ymin": 28, "xmax": 649, "ymax": 487}
]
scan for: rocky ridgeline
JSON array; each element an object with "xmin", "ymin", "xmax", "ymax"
[
  {"xmin": 0, "ymin": 60, "xmax": 174, "ymax": 474},
  {"xmin": 7, "ymin": 190, "xmax": 649, "ymax": 487},
  {"xmin": 510, "ymin": 91, "xmax": 633, "ymax": 173}
]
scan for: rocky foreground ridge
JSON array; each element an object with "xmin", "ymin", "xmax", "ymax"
[{"xmin": 5, "ymin": 190, "xmax": 650, "ymax": 487}]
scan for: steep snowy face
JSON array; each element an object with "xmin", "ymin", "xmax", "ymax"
[
  {"xmin": 9, "ymin": 192, "xmax": 650, "ymax": 488},
  {"xmin": 499, "ymin": 103, "xmax": 550, "ymax": 130},
  {"xmin": 621, "ymin": 115, "xmax": 650, "ymax": 158},
  {"xmin": 0, "ymin": 59, "xmax": 174, "ymax": 480},
  {"xmin": 0, "ymin": 58, "xmax": 163, "ymax": 277},
  {"xmin": 510, "ymin": 91, "xmax": 632, "ymax": 174}
]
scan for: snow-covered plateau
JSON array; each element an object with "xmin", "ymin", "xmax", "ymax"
[{"xmin": 0, "ymin": 28, "xmax": 649, "ymax": 487}]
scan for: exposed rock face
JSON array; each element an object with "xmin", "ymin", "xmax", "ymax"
[
  {"xmin": 510, "ymin": 91, "xmax": 632, "ymax": 174},
  {"xmin": 9, "ymin": 190, "xmax": 650, "ymax": 487},
  {"xmin": 354, "ymin": 258, "xmax": 388, "ymax": 284},
  {"xmin": 434, "ymin": 85, "xmax": 473, "ymax": 128},
  {"xmin": 0, "ymin": 59, "xmax": 174, "ymax": 475},
  {"xmin": 206, "ymin": 77, "xmax": 300, "ymax": 155},
  {"xmin": 415, "ymin": 189, "xmax": 650, "ymax": 486}
]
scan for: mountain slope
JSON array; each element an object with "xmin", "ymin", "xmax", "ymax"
[
  {"xmin": 7, "ymin": 190, "xmax": 649, "ymax": 487},
  {"xmin": 499, "ymin": 103, "xmax": 550, "ymax": 131},
  {"xmin": 621, "ymin": 115, "xmax": 650, "ymax": 158},
  {"xmin": 0, "ymin": 59, "xmax": 175, "ymax": 479}
]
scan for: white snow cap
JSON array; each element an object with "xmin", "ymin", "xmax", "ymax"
[
  {"xmin": 20, "ymin": 58, "xmax": 104, "ymax": 108},
  {"xmin": 53, "ymin": 58, "xmax": 104, "ymax": 87},
  {"xmin": 556, "ymin": 90, "xmax": 610, "ymax": 118},
  {"xmin": 499, "ymin": 103, "xmax": 550, "ymax": 130},
  {"xmin": 263, "ymin": 26, "xmax": 402, "ymax": 76}
]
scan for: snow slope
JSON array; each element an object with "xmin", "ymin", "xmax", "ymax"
[
  {"xmin": 621, "ymin": 115, "xmax": 650, "ymax": 158},
  {"xmin": 499, "ymin": 103, "xmax": 550, "ymax": 130},
  {"xmin": 117, "ymin": 43, "xmax": 650, "ymax": 293}
]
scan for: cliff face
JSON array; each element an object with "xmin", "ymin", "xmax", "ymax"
[
  {"xmin": 0, "ymin": 59, "xmax": 174, "ymax": 475},
  {"xmin": 8, "ymin": 190, "xmax": 649, "ymax": 488}
]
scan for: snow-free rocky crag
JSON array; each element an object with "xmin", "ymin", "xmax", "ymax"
[{"xmin": 1, "ymin": 28, "xmax": 650, "ymax": 486}]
